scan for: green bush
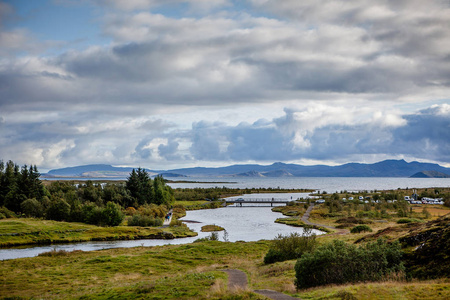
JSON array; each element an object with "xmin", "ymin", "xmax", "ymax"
[
  {"xmin": 194, "ymin": 232, "xmax": 219, "ymax": 242},
  {"xmin": 264, "ymin": 229, "xmax": 317, "ymax": 264},
  {"xmin": 397, "ymin": 218, "xmax": 421, "ymax": 224},
  {"xmin": 0, "ymin": 206, "xmax": 17, "ymax": 218},
  {"xmin": 100, "ymin": 202, "xmax": 124, "ymax": 226},
  {"xmin": 128, "ymin": 214, "xmax": 163, "ymax": 227},
  {"xmin": 20, "ymin": 198, "xmax": 44, "ymax": 218},
  {"xmin": 350, "ymin": 224, "xmax": 373, "ymax": 233},
  {"xmin": 295, "ymin": 239, "xmax": 404, "ymax": 289},
  {"xmin": 46, "ymin": 197, "xmax": 71, "ymax": 221}
]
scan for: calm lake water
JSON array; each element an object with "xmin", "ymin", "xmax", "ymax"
[
  {"xmin": 167, "ymin": 176, "xmax": 450, "ymax": 192},
  {"xmin": 2, "ymin": 177, "xmax": 449, "ymax": 260}
]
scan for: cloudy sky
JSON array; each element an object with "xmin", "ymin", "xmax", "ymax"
[{"xmin": 1, "ymin": 0, "xmax": 449, "ymax": 171}]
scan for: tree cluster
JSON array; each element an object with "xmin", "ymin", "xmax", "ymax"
[
  {"xmin": 0, "ymin": 161, "xmax": 46, "ymax": 212},
  {"xmin": 0, "ymin": 161, "xmax": 175, "ymax": 227},
  {"xmin": 126, "ymin": 168, "xmax": 175, "ymax": 206}
]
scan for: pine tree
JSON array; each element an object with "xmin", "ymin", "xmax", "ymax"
[{"xmin": 126, "ymin": 168, "xmax": 153, "ymax": 206}]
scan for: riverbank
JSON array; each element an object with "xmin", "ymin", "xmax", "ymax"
[{"xmin": 0, "ymin": 218, "xmax": 197, "ymax": 248}]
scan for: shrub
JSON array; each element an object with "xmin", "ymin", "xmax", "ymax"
[
  {"xmin": 397, "ymin": 218, "xmax": 421, "ymax": 224},
  {"xmin": 138, "ymin": 204, "xmax": 167, "ymax": 218},
  {"xmin": 350, "ymin": 224, "xmax": 373, "ymax": 233},
  {"xmin": 169, "ymin": 218, "xmax": 184, "ymax": 227},
  {"xmin": 20, "ymin": 198, "xmax": 44, "ymax": 218},
  {"xmin": 100, "ymin": 202, "xmax": 124, "ymax": 226},
  {"xmin": 46, "ymin": 197, "xmax": 71, "ymax": 221},
  {"xmin": 128, "ymin": 214, "xmax": 163, "ymax": 227},
  {"xmin": 194, "ymin": 232, "xmax": 219, "ymax": 242},
  {"xmin": 0, "ymin": 206, "xmax": 17, "ymax": 218},
  {"xmin": 356, "ymin": 210, "xmax": 377, "ymax": 218},
  {"xmin": 295, "ymin": 239, "xmax": 404, "ymax": 289},
  {"xmin": 264, "ymin": 229, "xmax": 317, "ymax": 264},
  {"xmin": 125, "ymin": 207, "xmax": 137, "ymax": 216}
]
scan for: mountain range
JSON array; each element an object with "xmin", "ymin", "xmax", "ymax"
[{"xmin": 43, "ymin": 160, "xmax": 450, "ymax": 178}]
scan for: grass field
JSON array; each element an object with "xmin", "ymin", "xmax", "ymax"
[
  {"xmin": 1, "ymin": 239, "xmax": 449, "ymax": 299},
  {"xmin": 0, "ymin": 218, "xmax": 197, "ymax": 247}
]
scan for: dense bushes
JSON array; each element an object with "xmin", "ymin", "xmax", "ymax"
[
  {"xmin": 294, "ymin": 239, "xmax": 404, "ymax": 289},
  {"xmin": 128, "ymin": 214, "xmax": 163, "ymax": 227},
  {"xmin": 264, "ymin": 229, "xmax": 318, "ymax": 264},
  {"xmin": 350, "ymin": 224, "xmax": 373, "ymax": 233},
  {"xmin": 82, "ymin": 202, "xmax": 124, "ymax": 226}
]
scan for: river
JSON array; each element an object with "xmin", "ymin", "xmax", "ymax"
[
  {"xmin": 2, "ymin": 177, "xmax": 450, "ymax": 260},
  {"xmin": 0, "ymin": 193, "xmax": 316, "ymax": 260}
]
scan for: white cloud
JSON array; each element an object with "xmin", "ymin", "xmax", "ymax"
[{"xmin": 1, "ymin": 0, "xmax": 450, "ymax": 169}]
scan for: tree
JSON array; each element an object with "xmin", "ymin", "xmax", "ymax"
[
  {"xmin": 152, "ymin": 175, "xmax": 175, "ymax": 206},
  {"xmin": 126, "ymin": 168, "xmax": 153, "ymax": 206},
  {"xmin": 46, "ymin": 197, "xmax": 71, "ymax": 221},
  {"xmin": 21, "ymin": 198, "xmax": 44, "ymax": 218},
  {"xmin": 100, "ymin": 202, "xmax": 124, "ymax": 226}
]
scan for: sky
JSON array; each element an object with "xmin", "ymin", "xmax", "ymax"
[{"xmin": 1, "ymin": 0, "xmax": 449, "ymax": 172}]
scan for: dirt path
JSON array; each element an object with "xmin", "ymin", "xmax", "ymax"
[
  {"xmin": 222, "ymin": 269, "xmax": 300, "ymax": 299},
  {"xmin": 302, "ymin": 203, "xmax": 349, "ymax": 235},
  {"xmin": 162, "ymin": 209, "xmax": 173, "ymax": 227}
]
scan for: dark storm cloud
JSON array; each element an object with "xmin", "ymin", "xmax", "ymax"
[{"xmin": 392, "ymin": 106, "xmax": 450, "ymax": 162}]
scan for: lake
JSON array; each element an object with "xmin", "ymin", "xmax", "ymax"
[
  {"xmin": 167, "ymin": 176, "xmax": 450, "ymax": 193},
  {"xmin": 44, "ymin": 176, "xmax": 450, "ymax": 193}
]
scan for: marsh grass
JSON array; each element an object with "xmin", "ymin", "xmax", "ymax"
[{"xmin": 38, "ymin": 248, "xmax": 84, "ymax": 257}]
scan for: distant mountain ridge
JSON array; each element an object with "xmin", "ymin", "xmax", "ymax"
[
  {"xmin": 46, "ymin": 164, "xmax": 157, "ymax": 178},
  {"xmin": 44, "ymin": 160, "xmax": 450, "ymax": 178}
]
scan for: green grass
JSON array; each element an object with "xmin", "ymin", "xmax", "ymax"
[
  {"xmin": 275, "ymin": 217, "xmax": 332, "ymax": 233},
  {"xmin": 2, "ymin": 239, "xmax": 447, "ymax": 299},
  {"xmin": 0, "ymin": 240, "xmax": 270, "ymax": 299},
  {"xmin": 175, "ymin": 200, "xmax": 209, "ymax": 207},
  {"xmin": 0, "ymin": 218, "xmax": 197, "ymax": 247}
]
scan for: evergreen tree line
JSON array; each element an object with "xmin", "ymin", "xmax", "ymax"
[
  {"xmin": 0, "ymin": 161, "xmax": 174, "ymax": 226},
  {"xmin": 0, "ymin": 161, "xmax": 46, "ymax": 212}
]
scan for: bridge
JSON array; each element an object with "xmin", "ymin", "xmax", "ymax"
[{"xmin": 224, "ymin": 198, "xmax": 295, "ymax": 207}]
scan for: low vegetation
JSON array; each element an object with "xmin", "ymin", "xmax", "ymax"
[
  {"xmin": 350, "ymin": 224, "xmax": 373, "ymax": 233},
  {"xmin": 0, "ymin": 218, "xmax": 196, "ymax": 247},
  {"xmin": 295, "ymin": 239, "xmax": 404, "ymax": 289},
  {"xmin": 201, "ymin": 225, "xmax": 225, "ymax": 232},
  {"xmin": 264, "ymin": 229, "xmax": 318, "ymax": 264}
]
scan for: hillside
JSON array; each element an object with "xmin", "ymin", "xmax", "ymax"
[{"xmin": 410, "ymin": 170, "xmax": 450, "ymax": 178}]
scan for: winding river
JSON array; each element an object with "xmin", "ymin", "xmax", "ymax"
[{"xmin": 0, "ymin": 193, "xmax": 317, "ymax": 260}]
